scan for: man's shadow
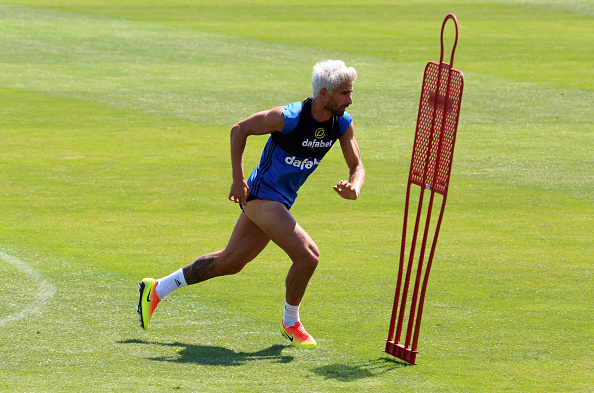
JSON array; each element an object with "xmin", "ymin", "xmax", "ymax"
[{"xmin": 119, "ymin": 339, "xmax": 293, "ymax": 366}]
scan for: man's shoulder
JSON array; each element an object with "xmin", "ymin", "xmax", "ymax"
[
  {"xmin": 281, "ymin": 100, "xmax": 307, "ymax": 134},
  {"xmin": 337, "ymin": 111, "xmax": 353, "ymax": 135},
  {"xmin": 282, "ymin": 100, "xmax": 305, "ymax": 116}
]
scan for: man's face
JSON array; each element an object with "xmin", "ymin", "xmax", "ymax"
[{"xmin": 324, "ymin": 81, "xmax": 353, "ymax": 117}]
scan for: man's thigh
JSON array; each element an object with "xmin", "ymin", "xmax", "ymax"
[
  {"xmin": 221, "ymin": 211, "xmax": 271, "ymax": 266},
  {"xmin": 241, "ymin": 199, "xmax": 318, "ymax": 260}
]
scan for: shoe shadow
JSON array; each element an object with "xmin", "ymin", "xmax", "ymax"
[
  {"xmin": 311, "ymin": 357, "xmax": 412, "ymax": 382},
  {"xmin": 119, "ymin": 339, "xmax": 293, "ymax": 366}
]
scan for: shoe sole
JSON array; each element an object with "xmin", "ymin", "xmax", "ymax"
[{"xmin": 137, "ymin": 281, "xmax": 147, "ymax": 329}]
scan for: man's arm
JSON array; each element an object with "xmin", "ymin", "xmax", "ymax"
[
  {"xmin": 334, "ymin": 122, "xmax": 365, "ymax": 200},
  {"xmin": 229, "ymin": 107, "xmax": 285, "ymax": 205}
]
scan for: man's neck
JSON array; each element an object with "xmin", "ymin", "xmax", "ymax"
[{"xmin": 310, "ymin": 96, "xmax": 331, "ymax": 123}]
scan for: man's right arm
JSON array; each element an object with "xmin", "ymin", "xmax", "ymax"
[{"xmin": 228, "ymin": 107, "xmax": 285, "ymax": 205}]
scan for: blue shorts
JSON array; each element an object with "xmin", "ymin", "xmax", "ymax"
[{"xmin": 240, "ymin": 195, "xmax": 291, "ymax": 211}]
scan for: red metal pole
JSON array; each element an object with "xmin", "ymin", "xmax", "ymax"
[
  {"xmin": 395, "ymin": 184, "xmax": 426, "ymax": 343},
  {"xmin": 386, "ymin": 182, "xmax": 412, "ymax": 343},
  {"xmin": 405, "ymin": 189, "xmax": 436, "ymax": 348},
  {"xmin": 412, "ymin": 198, "xmax": 447, "ymax": 351}
]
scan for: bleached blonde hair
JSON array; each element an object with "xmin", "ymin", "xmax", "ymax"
[{"xmin": 312, "ymin": 59, "xmax": 357, "ymax": 98}]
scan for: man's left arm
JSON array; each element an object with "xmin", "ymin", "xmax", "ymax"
[{"xmin": 334, "ymin": 122, "xmax": 365, "ymax": 200}]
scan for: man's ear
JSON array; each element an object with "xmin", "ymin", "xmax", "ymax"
[{"xmin": 319, "ymin": 88, "xmax": 329, "ymax": 98}]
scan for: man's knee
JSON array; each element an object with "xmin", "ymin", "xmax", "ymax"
[{"xmin": 301, "ymin": 243, "xmax": 320, "ymax": 272}]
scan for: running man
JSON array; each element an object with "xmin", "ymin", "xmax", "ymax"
[{"xmin": 138, "ymin": 59, "xmax": 365, "ymax": 349}]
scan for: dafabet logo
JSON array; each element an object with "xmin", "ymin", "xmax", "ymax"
[{"xmin": 284, "ymin": 156, "xmax": 322, "ymax": 170}]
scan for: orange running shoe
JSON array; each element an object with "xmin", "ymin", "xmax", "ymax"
[
  {"xmin": 281, "ymin": 321, "xmax": 317, "ymax": 349},
  {"xmin": 137, "ymin": 278, "xmax": 160, "ymax": 329}
]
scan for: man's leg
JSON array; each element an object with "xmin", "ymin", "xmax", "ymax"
[
  {"xmin": 242, "ymin": 199, "xmax": 319, "ymax": 348},
  {"xmin": 241, "ymin": 199, "xmax": 319, "ymax": 306},
  {"xmin": 138, "ymin": 212, "xmax": 270, "ymax": 329},
  {"xmin": 182, "ymin": 212, "xmax": 271, "ymax": 284}
]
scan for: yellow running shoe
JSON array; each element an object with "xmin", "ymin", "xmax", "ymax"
[
  {"xmin": 281, "ymin": 321, "xmax": 317, "ymax": 349},
  {"xmin": 137, "ymin": 278, "xmax": 160, "ymax": 329}
]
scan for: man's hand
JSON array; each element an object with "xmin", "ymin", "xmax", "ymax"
[
  {"xmin": 229, "ymin": 179, "xmax": 249, "ymax": 205},
  {"xmin": 333, "ymin": 180, "xmax": 359, "ymax": 200}
]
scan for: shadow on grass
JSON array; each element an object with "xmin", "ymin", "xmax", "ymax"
[
  {"xmin": 119, "ymin": 339, "xmax": 293, "ymax": 366},
  {"xmin": 312, "ymin": 357, "xmax": 412, "ymax": 382}
]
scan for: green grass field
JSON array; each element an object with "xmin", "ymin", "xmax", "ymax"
[{"xmin": 1, "ymin": 0, "xmax": 592, "ymax": 391}]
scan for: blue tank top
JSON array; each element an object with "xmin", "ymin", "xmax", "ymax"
[{"xmin": 246, "ymin": 98, "xmax": 353, "ymax": 207}]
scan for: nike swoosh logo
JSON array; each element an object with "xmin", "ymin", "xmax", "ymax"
[
  {"xmin": 146, "ymin": 287, "xmax": 153, "ymax": 303},
  {"xmin": 282, "ymin": 326, "xmax": 294, "ymax": 342}
]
